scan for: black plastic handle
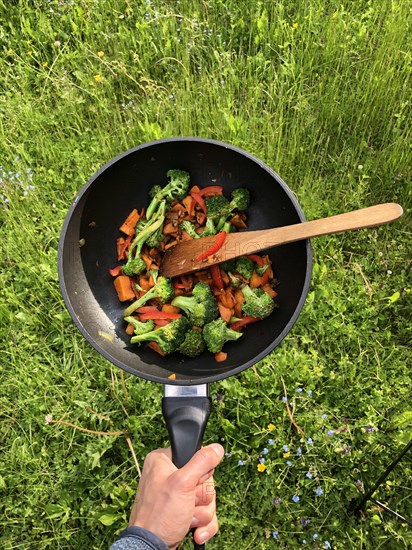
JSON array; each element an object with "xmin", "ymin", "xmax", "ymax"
[{"xmin": 162, "ymin": 395, "xmax": 212, "ymax": 550}]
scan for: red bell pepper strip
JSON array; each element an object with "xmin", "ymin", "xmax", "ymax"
[
  {"xmin": 173, "ymin": 280, "xmax": 187, "ymax": 290},
  {"xmin": 210, "ymin": 264, "xmax": 224, "ymax": 290},
  {"xmin": 229, "ymin": 316, "xmax": 260, "ymax": 331},
  {"xmin": 118, "ymin": 234, "xmax": 133, "ymax": 260},
  {"xmin": 154, "ymin": 319, "xmax": 172, "ymax": 327},
  {"xmin": 260, "ymin": 269, "xmax": 271, "ymax": 286},
  {"xmin": 247, "ymin": 254, "xmax": 266, "ymax": 266},
  {"xmin": 136, "ymin": 306, "xmax": 159, "ymax": 314},
  {"xmin": 139, "ymin": 311, "xmax": 182, "ymax": 321},
  {"xmin": 198, "ymin": 185, "xmax": 224, "ymax": 196},
  {"xmin": 190, "ymin": 191, "xmax": 207, "ymax": 213},
  {"xmin": 195, "ymin": 231, "xmax": 227, "ymax": 263},
  {"xmin": 109, "ymin": 266, "xmax": 122, "ymax": 277}
]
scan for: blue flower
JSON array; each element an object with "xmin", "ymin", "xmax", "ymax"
[
  {"xmin": 238, "ymin": 460, "xmax": 245, "ymax": 466},
  {"xmin": 296, "ymin": 387, "xmax": 303, "ymax": 393},
  {"xmin": 272, "ymin": 531, "xmax": 278, "ymax": 539},
  {"xmin": 307, "ymin": 390, "xmax": 313, "ymax": 396},
  {"xmin": 307, "ymin": 437, "xmax": 313, "ymax": 444},
  {"xmin": 292, "ymin": 494, "xmax": 300, "ymax": 503},
  {"xmin": 286, "ymin": 460, "xmax": 293, "ymax": 467},
  {"xmin": 315, "ymin": 487, "xmax": 323, "ymax": 496},
  {"xmin": 268, "ymin": 439, "xmax": 274, "ymax": 445},
  {"xmin": 322, "ymin": 414, "xmax": 327, "ymax": 419},
  {"xmin": 325, "ymin": 542, "xmax": 331, "ymax": 549},
  {"xmin": 313, "ymin": 534, "xmax": 318, "ymax": 540},
  {"xmin": 327, "ymin": 429, "xmax": 335, "ymax": 436},
  {"xmin": 282, "ymin": 396, "xmax": 287, "ymax": 403},
  {"xmin": 306, "ymin": 472, "xmax": 313, "ymax": 479},
  {"xmin": 302, "ymin": 540, "xmax": 307, "ymax": 545},
  {"xmin": 282, "ymin": 445, "xmax": 289, "ymax": 452},
  {"xmin": 297, "ymin": 447, "xmax": 302, "ymax": 456},
  {"xmin": 272, "ymin": 497, "xmax": 282, "ymax": 505},
  {"xmin": 259, "ymin": 458, "xmax": 265, "ymax": 464},
  {"xmin": 262, "ymin": 447, "xmax": 269, "ymax": 455}
]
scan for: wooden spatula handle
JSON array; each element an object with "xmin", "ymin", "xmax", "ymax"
[{"xmin": 228, "ymin": 202, "xmax": 403, "ymax": 254}]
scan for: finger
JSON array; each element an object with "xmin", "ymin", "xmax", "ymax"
[
  {"xmin": 195, "ymin": 479, "xmax": 215, "ymax": 506},
  {"xmin": 193, "ymin": 513, "xmax": 219, "ymax": 545},
  {"xmin": 174, "ymin": 444, "xmax": 224, "ymax": 489},
  {"xmin": 151, "ymin": 447, "xmax": 172, "ymax": 460},
  {"xmin": 190, "ymin": 500, "xmax": 216, "ymax": 528}
]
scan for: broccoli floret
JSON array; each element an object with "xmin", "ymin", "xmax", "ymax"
[
  {"xmin": 149, "ymin": 184, "xmax": 162, "ymax": 200},
  {"xmin": 180, "ymin": 220, "xmax": 200, "ymax": 239},
  {"xmin": 124, "ymin": 316, "xmax": 155, "ymax": 335},
  {"xmin": 205, "ymin": 190, "xmax": 250, "ymax": 232},
  {"xmin": 123, "ymin": 276, "xmax": 174, "ymax": 317},
  {"xmin": 256, "ymin": 263, "xmax": 270, "ymax": 276},
  {"xmin": 171, "ymin": 282, "xmax": 218, "ymax": 327},
  {"xmin": 179, "ymin": 329, "xmax": 205, "ymax": 358},
  {"xmin": 130, "ymin": 317, "xmax": 190, "ymax": 354},
  {"xmin": 227, "ymin": 272, "xmax": 244, "ymax": 289},
  {"xmin": 241, "ymin": 285, "xmax": 276, "ymax": 319},
  {"xmin": 220, "ymin": 259, "xmax": 237, "ymax": 272},
  {"xmin": 234, "ymin": 256, "xmax": 254, "ymax": 281},
  {"xmin": 202, "ymin": 217, "xmax": 217, "ymax": 236},
  {"xmin": 229, "ymin": 187, "xmax": 250, "ymax": 212},
  {"xmin": 122, "ymin": 214, "xmax": 165, "ymax": 276},
  {"xmin": 205, "ymin": 195, "xmax": 230, "ymax": 222},
  {"xmin": 202, "ymin": 318, "xmax": 243, "ymax": 353},
  {"xmin": 146, "ymin": 169, "xmax": 190, "ymax": 219}
]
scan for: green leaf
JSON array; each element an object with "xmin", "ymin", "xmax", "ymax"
[{"xmin": 98, "ymin": 513, "xmax": 121, "ymax": 526}]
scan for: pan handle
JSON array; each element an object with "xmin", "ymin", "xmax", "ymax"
[{"xmin": 162, "ymin": 385, "xmax": 212, "ymax": 550}]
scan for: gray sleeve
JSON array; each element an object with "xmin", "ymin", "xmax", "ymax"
[{"xmin": 109, "ymin": 526, "xmax": 169, "ymax": 550}]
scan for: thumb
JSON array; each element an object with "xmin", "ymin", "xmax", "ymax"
[{"xmin": 176, "ymin": 444, "xmax": 224, "ymax": 488}]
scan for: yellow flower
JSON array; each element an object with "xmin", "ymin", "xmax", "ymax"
[
  {"xmin": 7, "ymin": 48, "xmax": 13, "ymax": 54},
  {"xmin": 292, "ymin": 22, "xmax": 299, "ymax": 29},
  {"xmin": 42, "ymin": 61, "xmax": 48, "ymax": 68},
  {"xmin": 97, "ymin": 51, "xmax": 105, "ymax": 58},
  {"xmin": 94, "ymin": 74, "xmax": 102, "ymax": 82},
  {"xmin": 257, "ymin": 463, "xmax": 266, "ymax": 472},
  {"xmin": 267, "ymin": 423, "xmax": 275, "ymax": 431},
  {"xmin": 283, "ymin": 451, "xmax": 291, "ymax": 458}
]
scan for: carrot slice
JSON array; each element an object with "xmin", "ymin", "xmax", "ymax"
[
  {"xmin": 262, "ymin": 284, "xmax": 278, "ymax": 299},
  {"xmin": 162, "ymin": 304, "xmax": 181, "ymax": 314},
  {"xmin": 250, "ymin": 271, "xmax": 262, "ymax": 288},
  {"xmin": 148, "ymin": 341, "xmax": 166, "ymax": 356},
  {"xmin": 214, "ymin": 351, "xmax": 227, "ymax": 362},
  {"xmin": 182, "ymin": 195, "xmax": 195, "ymax": 216},
  {"xmin": 247, "ymin": 254, "xmax": 266, "ymax": 266},
  {"xmin": 113, "ymin": 276, "xmax": 135, "ymax": 302},
  {"xmin": 218, "ymin": 303, "xmax": 233, "ymax": 323},
  {"xmin": 120, "ymin": 209, "xmax": 140, "ymax": 236},
  {"xmin": 125, "ymin": 323, "xmax": 135, "ymax": 335}
]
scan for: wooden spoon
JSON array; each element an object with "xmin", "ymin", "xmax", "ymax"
[{"xmin": 160, "ymin": 203, "xmax": 403, "ymax": 278}]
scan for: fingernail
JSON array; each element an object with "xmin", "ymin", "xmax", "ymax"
[
  {"xmin": 197, "ymin": 531, "xmax": 210, "ymax": 544},
  {"xmin": 209, "ymin": 444, "xmax": 224, "ymax": 458}
]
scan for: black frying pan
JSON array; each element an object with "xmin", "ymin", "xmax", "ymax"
[{"xmin": 58, "ymin": 137, "xmax": 312, "ymax": 548}]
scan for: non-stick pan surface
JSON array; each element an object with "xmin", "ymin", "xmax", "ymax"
[{"xmin": 58, "ymin": 138, "xmax": 311, "ymax": 385}]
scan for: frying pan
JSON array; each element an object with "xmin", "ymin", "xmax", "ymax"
[{"xmin": 58, "ymin": 137, "xmax": 312, "ymax": 548}]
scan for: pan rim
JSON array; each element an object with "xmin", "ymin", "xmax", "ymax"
[{"xmin": 58, "ymin": 137, "xmax": 312, "ymax": 386}]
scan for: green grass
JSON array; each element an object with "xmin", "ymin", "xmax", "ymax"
[{"xmin": 0, "ymin": 1, "xmax": 411, "ymax": 548}]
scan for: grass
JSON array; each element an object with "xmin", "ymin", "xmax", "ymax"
[{"xmin": 0, "ymin": 0, "xmax": 411, "ymax": 548}]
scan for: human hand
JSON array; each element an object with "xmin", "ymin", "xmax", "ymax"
[{"xmin": 129, "ymin": 444, "xmax": 225, "ymax": 549}]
